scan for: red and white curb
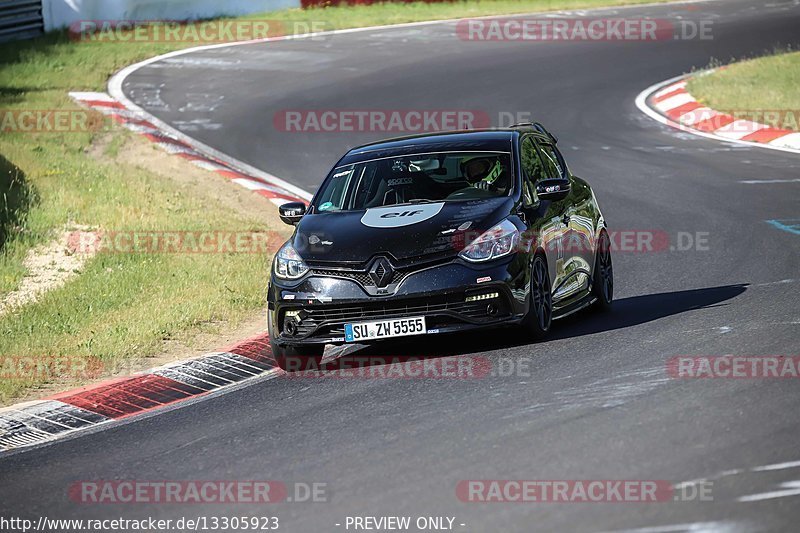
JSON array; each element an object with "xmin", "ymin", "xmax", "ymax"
[
  {"xmin": 635, "ymin": 71, "xmax": 800, "ymax": 155},
  {"xmin": 0, "ymin": 333, "xmax": 280, "ymax": 453},
  {"xmin": 69, "ymin": 91, "xmax": 310, "ymax": 207}
]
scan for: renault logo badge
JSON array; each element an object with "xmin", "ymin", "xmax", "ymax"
[{"xmin": 369, "ymin": 257, "xmax": 394, "ymax": 288}]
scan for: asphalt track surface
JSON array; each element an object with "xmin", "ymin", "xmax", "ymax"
[{"xmin": 2, "ymin": 1, "xmax": 800, "ymax": 531}]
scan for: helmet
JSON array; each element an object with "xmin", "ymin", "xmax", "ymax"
[{"xmin": 462, "ymin": 157, "xmax": 504, "ymax": 186}]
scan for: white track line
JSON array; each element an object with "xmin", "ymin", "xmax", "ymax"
[{"xmin": 751, "ymin": 459, "xmax": 800, "ymax": 472}]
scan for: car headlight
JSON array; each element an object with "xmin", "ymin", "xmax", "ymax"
[
  {"xmin": 274, "ymin": 241, "xmax": 309, "ymax": 280},
  {"xmin": 459, "ymin": 219, "xmax": 520, "ymax": 263}
]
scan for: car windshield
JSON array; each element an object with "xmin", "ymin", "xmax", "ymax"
[{"xmin": 314, "ymin": 151, "xmax": 513, "ymax": 212}]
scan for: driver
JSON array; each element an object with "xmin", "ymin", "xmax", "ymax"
[{"xmin": 462, "ymin": 157, "xmax": 505, "ymax": 191}]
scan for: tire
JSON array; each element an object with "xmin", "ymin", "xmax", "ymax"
[
  {"xmin": 591, "ymin": 231, "xmax": 613, "ymax": 311},
  {"xmin": 271, "ymin": 342, "xmax": 324, "ymax": 372},
  {"xmin": 521, "ymin": 254, "xmax": 553, "ymax": 340}
]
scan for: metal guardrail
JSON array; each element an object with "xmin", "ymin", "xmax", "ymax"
[{"xmin": 0, "ymin": 0, "xmax": 44, "ymax": 43}]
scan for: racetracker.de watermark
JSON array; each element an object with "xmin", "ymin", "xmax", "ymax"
[
  {"xmin": 456, "ymin": 480, "xmax": 713, "ymax": 502},
  {"xmin": 1, "ymin": 110, "xmax": 104, "ymax": 134},
  {"xmin": 282, "ymin": 355, "xmax": 493, "ymax": 377},
  {"xmin": 667, "ymin": 356, "xmax": 800, "ymax": 379},
  {"xmin": 0, "ymin": 355, "xmax": 104, "ymax": 380},
  {"xmin": 277, "ymin": 107, "xmax": 770, "ymax": 134},
  {"xmin": 68, "ymin": 20, "xmax": 330, "ymax": 43},
  {"xmin": 274, "ymin": 110, "xmax": 491, "ymax": 133},
  {"xmin": 66, "ymin": 231, "xmax": 284, "ymax": 254},
  {"xmin": 679, "ymin": 109, "xmax": 800, "ymax": 132},
  {"xmin": 456, "ymin": 17, "xmax": 713, "ymax": 41},
  {"xmin": 446, "ymin": 229, "xmax": 710, "ymax": 255},
  {"xmin": 69, "ymin": 481, "xmax": 328, "ymax": 504}
]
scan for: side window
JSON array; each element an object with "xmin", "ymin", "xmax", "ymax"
[
  {"xmin": 538, "ymin": 143, "xmax": 567, "ymax": 180},
  {"xmin": 521, "ymin": 176, "xmax": 536, "ymax": 207},
  {"xmin": 521, "ymin": 137, "xmax": 548, "ymax": 182},
  {"xmin": 520, "ymin": 137, "xmax": 543, "ymax": 206},
  {"xmin": 520, "ymin": 137, "xmax": 547, "ymax": 206}
]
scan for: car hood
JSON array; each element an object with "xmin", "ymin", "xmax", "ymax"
[{"xmin": 292, "ymin": 197, "xmax": 514, "ymax": 265}]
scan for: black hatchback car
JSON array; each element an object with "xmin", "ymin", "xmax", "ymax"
[{"xmin": 267, "ymin": 123, "xmax": 612, "ymax": 370}]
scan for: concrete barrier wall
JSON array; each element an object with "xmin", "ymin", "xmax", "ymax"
[{"xmin": 42, "ymin": 0, "xmax": 301, "ymax": 31}]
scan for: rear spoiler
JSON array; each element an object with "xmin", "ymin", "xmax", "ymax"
[
  {"xmin": 510, "ymin": 121, "xmax": 559, "ymax": 144},
  {"xmin": 533, "ymin": 122, "xmax": 558, "ymax": 144}
]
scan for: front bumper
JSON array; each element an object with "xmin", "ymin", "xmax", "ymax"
[{"xmin": 268, "ymin": 256, "xmax": 528, "ymax": 347}]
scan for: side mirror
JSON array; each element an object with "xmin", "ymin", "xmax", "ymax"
[
  {"xmin": 536, "ymin": 178, "xmax": 570, "ymax": 202},
  {"xmin": 279, "ymin": 202, "xmax": 307, "ymax": 226}
]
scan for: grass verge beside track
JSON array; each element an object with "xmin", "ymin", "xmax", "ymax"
[
  {"xmin": 687, "ymin": 51, "xmax": 800, "ymax": 131},
  {"xmin": 0, "ymin": 0, "xmax": 680, "ymax": 404},
  {"xmin": 0, "ymin": 129, "xmax": 283, "ymax": 404}
]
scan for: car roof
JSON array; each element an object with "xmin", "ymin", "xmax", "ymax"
[{"xmin": 337, "ymin": 128, "xmax": 548, "ymax": 166}]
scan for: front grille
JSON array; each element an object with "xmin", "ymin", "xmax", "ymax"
[
  {"xmin": 311, "ymin": 268, "xmax": 402, "ymax": 287},
  {"xmin": 310, "ymin": 256, "xmax": 455, "ymax": 290},
  {"xmin": 305, "ymin": 296, "xmax": 492, "ymax": 322}
]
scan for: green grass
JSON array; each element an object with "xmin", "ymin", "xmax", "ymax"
[
  {"xmin": 687, "ymin": 51, "xmax": 800, "ymax": 130},
  {"xmin": 0, "ymin": 130, "xmax": 275, "ymax": 402},
  {"xmin": 0, "ymin": 0, "xmax": 680, "ymax": 403}
]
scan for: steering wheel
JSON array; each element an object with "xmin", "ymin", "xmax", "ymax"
[{"xmin": 446, "ymin": 188, "xmax": 496, "ymax": 200}]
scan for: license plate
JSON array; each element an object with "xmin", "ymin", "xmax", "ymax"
[{"xmin": 345, "ymin": 316, "xmax": 427, "ymax": 342}]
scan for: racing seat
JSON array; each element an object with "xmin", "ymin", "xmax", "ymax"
[{"xmin": 364, "ymin": 171, "xmax": 447, "ymax": 207}]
